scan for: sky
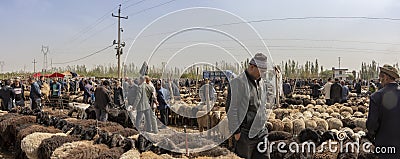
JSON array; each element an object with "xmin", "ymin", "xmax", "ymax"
[{"xmin": 0, "ymin": 0, "xmax": 399, "ymax": 73}]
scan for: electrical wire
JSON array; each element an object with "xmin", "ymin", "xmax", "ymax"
[
  {"xmin": 53, "ymin": 45, "xmax": 114, "ymax": 65},
  {"xmin": 127, "ymin": 0, "xmax": 177, "ymax": 16},
  {"xmin": 140, "ymin": 16, "xmax": 400, "ymax": 38}
]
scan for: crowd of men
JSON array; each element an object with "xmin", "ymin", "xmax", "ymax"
[{"xmin": 282, "ymin": 77, "xmax": 388, "ymax": 106}]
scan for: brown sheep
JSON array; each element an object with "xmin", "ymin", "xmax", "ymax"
[
  {"xmin": 354, "ymin": 118, "xmax": 367, "ymax": 129},
  {"xmin": 315, "ymin": 118, "xmax": 329, "ymax": 132},
  {"xmin": 327, "ymin": 118, "xmax": 343, "ymax": 130},
  {"xmin": 282, "ymin": 118, "xmax": 293, "ymax": 133},
  {"xmin": 305, "ymin": 119, "xmax": 317, "ymax": 129},
  {"xmin": 339, "ymin": 106, "xmax": 353, "ymax": 115},
  {"xmin": 292, "ymin": 119, "xmax": 305, "ymax": 135},
  {"xmin": 269, "ymin": 119, "xmax": 284, "ymax": 131}
]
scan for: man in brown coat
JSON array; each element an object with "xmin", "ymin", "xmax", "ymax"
[{"xmin": 94, "ymin": 80, "xmax": 113, "ymax": 122}]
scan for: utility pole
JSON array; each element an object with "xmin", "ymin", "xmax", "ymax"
[
  {"xmin": 32, "ymin": 59, "xmax": 37, "ymax": 73},
  {"xmin": 0, "ymin": 61, "xmax": 4, "ymax": 79},
  {"xmin": 112, "ymin": 4, "xmax": 128, "ymax": 79},
  {"xmin": 42, "ymin": 45, "xmax": 49, "ymax": 73},
  {"xmin": 338, "ymin": 57, "xmax": 341, "ymax": 69}
]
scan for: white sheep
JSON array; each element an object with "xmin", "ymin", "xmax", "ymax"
[
  {"xmin": 119, "ymin": 149, "xmax": 140, "ymax": 159},
  {"xmin": 327, "ymin": 118, "xmax": 343, "ymax": 130},
  {"xmin": 21, "ymin": 132, "xmax": 67, "ymax": 159}
]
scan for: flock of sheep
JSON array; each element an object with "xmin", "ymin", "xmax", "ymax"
[{"xmin": 0, "ymin": 82, "xmax": 379, "ymax": 159}]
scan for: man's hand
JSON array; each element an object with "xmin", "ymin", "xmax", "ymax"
[{"xmin": 234, "ymin": 133, "xmax": 240, "ymax": 141}]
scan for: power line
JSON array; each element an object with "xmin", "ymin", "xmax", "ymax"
[
  {"xmin": 75, "ymin": 0, "xmax": 176, "ymax": 45},
  {"xmin": 68, "ymin": 6, "xmax": 120, "ymax": 44},
  {"xmin": 127, "ymin": 0, "xmax": 177, "ymax": 16},
  {"xmin": 122, "ymin": 0, "xmax": 148, "ymax": 10},
  {"xmin": 53, "ymin": 45, "xmax": 113, "ymax": 65},
  {"xmin": 140, "ymin": 16, "xmax": 400, "ymax": 38}
]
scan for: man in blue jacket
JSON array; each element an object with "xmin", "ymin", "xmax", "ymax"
[
  {"xmin": 156, "ymin": 81, "xmax": 170, "ymax": 127},
  {"xmin": 28, "ymin": 78, "xmax": 42, "ymax": 110},
  {"xmin": 367, "ymin": 64, "xmax": 400, "ymax": 158}
]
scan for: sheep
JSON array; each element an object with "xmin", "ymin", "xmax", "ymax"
[
  {"xmin": 17, "ymin": 125, "xmax": 62, "ymax": 142},
  {"xmin": 196, "ymin": 111, "xmax": 211, "ymax": 132},
  {"xmin": 316, "ymin": 99, "xmax": 325, "ymax": 105},
  {"xmin": 340, "ymin": 111, "xmax": 352, "ymax": 119},
  {"xmin": 273, "ymin": 108, "xmax": 289, "ymax": 120},
  {"xmin": 305, "ymin": 119, "xmax": 317, "ymax": 129},
  {"xmin": 353, "ymin": 118, "xmax": 367, "ymax": 129},
  {"xmin": 37, "ymin": 135, "xmax": 80, "ymax": 159},
  {"xmin": 21, "ymin": 132, "xmax": 68, "ymax": 159},
  {"xmin": 319, "ymin": 113, "xmax": 331, "ymax": 119},
  {"xmin": 282, "ymin": 118, "xmax": 293, "ymax": 133},
  {"xmin": 325, "ymin": 108, "xmax": 334, "ymax": 114},
  {"xmin": 358, "ymin": 106, "xmax": 368, "ymax": 114},
  {"xmin": 292, "ymin": 119, "xmax": 305, "ymax": 135},
  {"xmin": 313, "ymin": 140, "xmax": 340, "ymax": 159},
  {"xmin": 269, "ymin": 119, "xmax": 284, "ymax": 131},
  {"xmin": 97, "ymin": 147, "xmax": 125, "ymax": 159},
  {"xmin": 302, "ymin": 111, "xmax": 313, "ymax": 119},
  {"xmin": 140, "ymin": 151, "xmax": 164, "ymax": 159},
  {"xmin": 327, "ymin": 118, "xmax": 343, "ymax": 130},
  {"xmin": 119, "ymin": 149, "xmax": 140, "ymax": 159},
  {"xmin": 297, "ymin": 128, "xmax": 321, "ymax": 144},
  {"xmin": 312, "ymin": 111, "xmax": 321, "ymax": 118},
  {"xmin": 353, "ymin": 111, "xmax": 364, "ymax": 118},
  {"xmin": 341, "ymin": 118, "xmax": 356, "ymax": 129},
  {"xmin": 268, "ymin": 131, "xmax": 292, "ymax": 142},
  {"xmin": 315, "ymin": 118, "xmax": 329, "ymax": 132},
  {"xmin": 190, "ymin": 146, "xmax": 236, "ymax": 158},
  {"xmin": 50, "ymin": 140, "xmax": 108, "ymax": 159},
  {"xmin": 330, "ymin": 112, "xmax": 341, "ymax": 119},
  {"xmin": 67, "ymin": 102, "xmax": 90, "ymax": 119},
  {"xmin": 0, "ymin": 115, "xmax": 37, "ymax": 148},
  {"xmin": 339, "ymin": 106, "xmax": 353, "ymax": 115}
]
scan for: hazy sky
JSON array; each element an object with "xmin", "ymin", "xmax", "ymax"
[{"xmin": 1, "ymin": 0, "xmax": 399, "ymax": 73}]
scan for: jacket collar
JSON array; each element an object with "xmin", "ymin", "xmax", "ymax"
[{"xmin": 245, "ymin": 70, "xmax": 259, "ymax": 87}]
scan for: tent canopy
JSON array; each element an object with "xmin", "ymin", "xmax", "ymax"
[
  {"xmin": 33, "ymin": 72, "xmax": 41, "ymax": 78},
  {"xmin": 48, "ymin": 72, "xmax": 65, "ymax": 78}
]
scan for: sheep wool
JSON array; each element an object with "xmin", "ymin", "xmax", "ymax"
[
  {"xmin": 292, "ymin": 119, "xmax": 305, "ymax": 135},
  {"xmin": 327, "ymin": 118, "xmax": 343, "ymax": 130},
  {"xmin": 21, "ymin": 132, "xmax": 67, "ymax": 159},
  {"xmin": 354, "ymin": 118, "xmax": 367, "ymax": 129},
  {"xmin": 305, "ymin": 119, "xmax": 318, "ymax": 129},
  {"xmin": 119, "ymin": 149, "xmax": 140, "ymax": 159}
]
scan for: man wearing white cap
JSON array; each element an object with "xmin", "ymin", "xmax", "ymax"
[
  {"xmin": 367, "ymin": 64, "xmax": 400, "ymax": 158},
  {"xmin": 227, "ymin": 53, "xmax": 269, "ymax": 159}
]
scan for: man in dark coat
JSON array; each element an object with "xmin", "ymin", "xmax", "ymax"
[
  {"xmin": 330, "ymin": 78, "xmax": 342, "ymax": 104},
  {"xmin": 28, "ymin": 78, "xmax": 42, "ymax": 110},
  {"xmin": 227, "ymin": 53, "xmax": 270, "ymax": 159},
  {"xmin": 0, "ymin": 80, "xmax": 15, "ymax": 111},
  {"xmin": 355, "ymin": 79, "xmax": 362, "ymax": 96},
  {"xmin": 311, "ymin": 79, "xmax": 322, "ymax": 99},
  {"xmin": 94, "ymin": 80, "xmax": 113, "ymax": 122},
  {"xmin": 367, "ymin": 64, "xmax": 400, "ymax": 158},
  {"xmin": 282, "ymin": 80, "xmax": 292, "ymax": 98}
]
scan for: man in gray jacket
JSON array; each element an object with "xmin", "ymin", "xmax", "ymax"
[
  {"xmin": 227, "ymin": 53, "xmax": 270, "ymax": 159},
  {"xmin": 134, "ymin": 76, "xmax": 158, "ymax": 133}
]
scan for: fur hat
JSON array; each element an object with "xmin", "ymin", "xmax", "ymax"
[{"xmin": 379, "ymin": 64, "xmax": 399, "ymax": 79}]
